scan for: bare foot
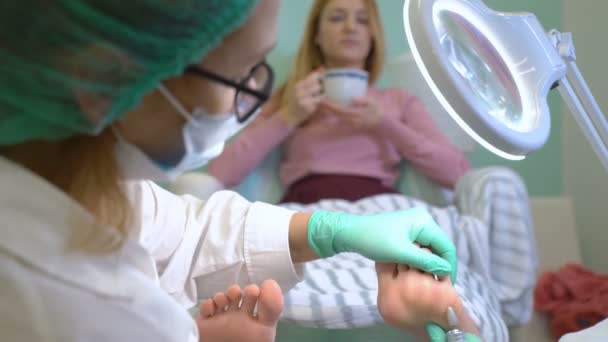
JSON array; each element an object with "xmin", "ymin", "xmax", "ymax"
[
  {"xmin": 375, "ymin": 247, "xmax": 463, "ymax": 330},
  {"xmin": 195, "ymin": 280, "xmax": 284, "ymax": 342}
]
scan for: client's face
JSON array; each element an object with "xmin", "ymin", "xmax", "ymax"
[{"xmin": 316, "ymin": 0, "xmax": 373, "ymax": 69}]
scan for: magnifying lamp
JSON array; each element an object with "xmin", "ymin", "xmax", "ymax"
[{"xmin": 403, "ymin": 0, "xmax": 608, "ymax": 171}]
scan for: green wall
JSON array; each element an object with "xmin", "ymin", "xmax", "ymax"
[{"xmin": 268, "ymin": 0, "xmax": 563, "ymax": 196}]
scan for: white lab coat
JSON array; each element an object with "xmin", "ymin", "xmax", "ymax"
[
  {"xmin": 0, "ymin": 156, "xmax": 303, "ymax": 341},
  {"xmin": 559, "ymin": 318, "xmax": 608, "ymax": 341}
]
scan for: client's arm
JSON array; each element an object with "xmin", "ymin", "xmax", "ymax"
[
  {"xmin": 378, "ymin": 89, "xmax": 470, "ymax": 189},
  {"xmin": 207, "ymin": 111, "xmax": 294, "ymax": 188},
  {"xmin": 208, "ymin": 69, "xmax": 325, "ymax": 188}
]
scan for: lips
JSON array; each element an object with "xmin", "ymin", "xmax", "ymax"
[{"xmin": 340, "ymin": 39, "xmax": 359, "ymax": 47}]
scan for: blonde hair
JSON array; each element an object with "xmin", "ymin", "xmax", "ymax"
[
  {"xmin": 0, "ymin": 129, "xmax": 134, "ymax": 255},
  {"xmin": 270, "ymin": 0, "xmax": 385, "ymax": 113},
  {"xmin": 59, "ymin": 129, "xmax": 133, "ymax": 253},
  {"xmin": 0, "ymin": 129, "xmax": 133, "ymax": 254}
]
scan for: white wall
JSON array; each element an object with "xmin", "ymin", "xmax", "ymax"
[{"xmin": 562, "ymin": 0, "xmax": 608, "ymax": 273}]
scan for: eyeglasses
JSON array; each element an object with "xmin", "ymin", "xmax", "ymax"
[{"xmin": 186, "ymin": 61, "xmax": 275, "ymax": 123}]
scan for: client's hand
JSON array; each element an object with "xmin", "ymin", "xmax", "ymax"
[
  {"xmin": 279, "ymin": 68, "xmax": 325, "ymax": 127},
  {"xmin": 307, "ymin": 208, "xmax": 457, "ymax": 282},
  {"xmin": 320, "ymin": 96, "xmax": 384, "ymax": 130}
]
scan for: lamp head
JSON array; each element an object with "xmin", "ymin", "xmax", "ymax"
[{"xmin": 403, "ymin": 0, "xmax": 566, "ymax": 159}]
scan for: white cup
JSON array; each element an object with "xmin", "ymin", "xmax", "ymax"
[{"xmin": 322, "ymin": 68, "xmax": 369, "ymax": 105}]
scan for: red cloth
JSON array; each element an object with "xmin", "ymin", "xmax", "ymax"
[{"xmin": 534, "ymin": 263, "xmax": 608, "ymax": 339}]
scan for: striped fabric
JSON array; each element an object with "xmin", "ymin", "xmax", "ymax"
[
  {"xmin": 279, "ymin": 167, "xmax": 536, "ymax": 342},
  {"xmin": 455, "ymin": 167, "xmax": 538, "ymax": 326}
]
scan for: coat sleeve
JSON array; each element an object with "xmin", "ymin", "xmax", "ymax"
[{"xmin": 131, "ymin": 181, "xmax": 303, "ymax": 307}]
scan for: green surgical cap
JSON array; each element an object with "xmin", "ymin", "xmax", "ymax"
[{"xmin": 0, "ymin": 0, "xmax": 258, "ymax": 145}]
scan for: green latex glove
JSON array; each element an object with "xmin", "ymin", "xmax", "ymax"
[
  {"xmin": 425, "ymin": 323, "xmax": 483, "ymax": 342},
  {"xmin": 307, "ymin": 207, "xmax": 457, "ymax": 281}
]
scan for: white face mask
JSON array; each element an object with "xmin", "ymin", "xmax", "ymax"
[{"xmin": 114, "ymin": 84, "xmax": 254, "ymax": 181}]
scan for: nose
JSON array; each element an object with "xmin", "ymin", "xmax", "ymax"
[{"xmin": 344, "ymin": 14, "xmax": 357, "ymax": 32}]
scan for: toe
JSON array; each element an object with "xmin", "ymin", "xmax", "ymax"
[
  {"xmin": 375, "ymin": 263, "xmax": 398, "ymax": 282},
  {"xmin": 226, "ymin": 285, "xmax": 243, "ymax": 311},
  {"xmin": 200, "ymin": 299, "xmax": 217, "ymax": 318},
  {"xmin": 257, "ymin": 280, "xmax": 284, "ymax": 327},
  {"xmin": 376, "ymin": 263, "xmax": 399, "ymax": 299},
  {"xmin": 241, "ymin": 284, "xmax": 261, "ymax": 316},
  {"xmin": 212, "ymin": 292, "xmax": 229, "ymax": 314},
  {"xmin": 398, "ymin": 264, "xmax": 410, "ymax": 274}
]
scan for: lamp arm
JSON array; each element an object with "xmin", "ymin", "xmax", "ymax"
[
  {"xmin": 565, "ymin": 60, "xmax": 608, "ymax": 145},
  {"xmin": 551, "ymin": 30, "xmax": 608, "ymax": 172},
  {"xmin": 557, "ymin": 76, "xmax": 608, "ymax": 172}
]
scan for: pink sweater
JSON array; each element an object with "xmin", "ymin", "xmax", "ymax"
[{"xmin": 208, "ymin": 87, "xmax": 470, "ymax": 190}]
